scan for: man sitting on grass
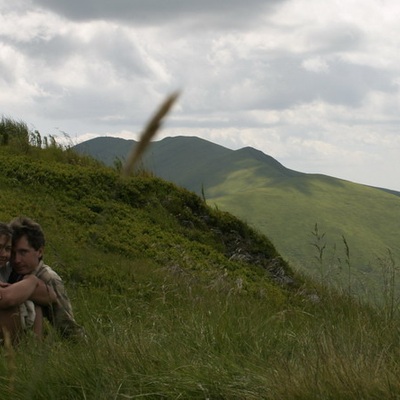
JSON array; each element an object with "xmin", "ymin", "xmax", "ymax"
[
  {"xmin": 0, "ymin": 222, "xmax": 57, "ymax": 343},
  {"xmin": 8, "ymin": 217, "xmax": 85, "ymax": 340}
]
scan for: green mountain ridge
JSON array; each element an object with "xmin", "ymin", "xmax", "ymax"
[{"xmin": 75, "ymin": 136, "xmax": 400, "ymax": 296}]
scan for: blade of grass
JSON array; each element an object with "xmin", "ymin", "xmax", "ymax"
[{"xmin": 121, "ymin": 91, "xmax": 180, "ymax": 177}]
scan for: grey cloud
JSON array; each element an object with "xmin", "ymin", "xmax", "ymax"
[
  {"xmin": 89, "ymin": 33, "xmax": 150, "ymax": 79},
  {"xmin": 7, "ymin": 29, "xmax": 152, "ymax": 81},
  {"xmin": 267, "ymin": 58, "xmax": 395, "ymax": 108},
  {"xmin": 8, "ymin": 35, "xmax": 78, "ymax": 67},
  {"xmin": 308, "ymin": 23, "xmax": 364, "ymax": 53},
  {"xmin": 205, "ymin": 55, "xmax": 397, "ymax": 112},
  {"xmin": 35, "ymin": 88, "xmax": 122, "ymax": 119},
  {"xmin": 32, "ymin": 78, "xmax": 161, "ymax": 127},
  {"xmin": 0, "ymin": 60, "xmax": 16, "ymax": 85},
  {"xmin": 30, "ymin": 0, "xmax": 283, "ymax": 28}
]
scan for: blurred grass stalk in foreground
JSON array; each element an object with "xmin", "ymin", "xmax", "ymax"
[{"xmin": 121, "ymin": 91, "xmax": 180, "ymax": 177}]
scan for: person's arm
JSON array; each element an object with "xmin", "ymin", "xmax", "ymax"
[
  {"xmin": 29, "ymin": 279, "xmax": 57, "ymax": 305},
  {"xmin": 0, "ymin": 275, "xmax": 39, "ymax": 308}
]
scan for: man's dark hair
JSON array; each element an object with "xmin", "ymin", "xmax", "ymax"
[
  {"xmin": 0, "ymin": 222, "xmax": 12, "ymax": 239},
  {"xmin": 9, "ymin": 216, "xmax": 45, "ymax": 250}
]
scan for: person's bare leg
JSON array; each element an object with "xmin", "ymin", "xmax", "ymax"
[
  {"xmin": 0, "ymin": 307, "xmax": 22, "ymax": 344},
  {"xmin": 33, "ymin": 305, "xmax": 43, "ymax": 339}
]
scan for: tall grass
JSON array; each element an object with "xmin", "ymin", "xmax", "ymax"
[
  {"xmin": 122, "ymin": 92, "xmax": 179, "ymax": 176},
  {"xmin": 378, "ymin": 249, "xmax": 399, "ymax": 322},
  {"xmin": 1, "ymin": 253, "xmax": 400, "ymax": 399}
]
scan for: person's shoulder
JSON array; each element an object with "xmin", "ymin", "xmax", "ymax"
[{"xmin": 35, "ymin": 261, "xmax": 63, "ymax": 282}]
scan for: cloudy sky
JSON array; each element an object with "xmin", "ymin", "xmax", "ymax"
[{"xmin": 1, "ymin": 0, "xmax": 400, "ymax": 191}]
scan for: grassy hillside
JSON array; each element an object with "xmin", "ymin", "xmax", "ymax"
[
  {"xmin": 208, "ymin": 165, "xmax": 400, "ymax": 296},
  {"xmin": 75, "ymin": 136, "xmax": 400, "ymax": 299},
  {"xmin": 2, "ymin": 119, "xmax": 400, "ymax": 399}
]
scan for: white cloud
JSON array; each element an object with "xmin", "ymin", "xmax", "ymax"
[{"xmin": 302, "ymin": 57, "xmax": 330, "ymax": 73}]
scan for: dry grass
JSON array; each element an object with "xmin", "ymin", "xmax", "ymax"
[{"xmin": 121, "ymin": 91, "xmax": 180, "ymax": 176}]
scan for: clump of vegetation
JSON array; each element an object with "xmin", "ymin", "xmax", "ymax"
[{"xmin": 0, "ymin": 117, "xmax": 399, "ymax": 399}]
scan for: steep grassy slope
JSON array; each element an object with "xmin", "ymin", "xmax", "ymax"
[
  {"xmin": 1, "ymin": 125, "xmax": 400, "ymax": 398},
  {"xmin": 0, "ymin": 147, "xmax": 293, "ymax": 292}
]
